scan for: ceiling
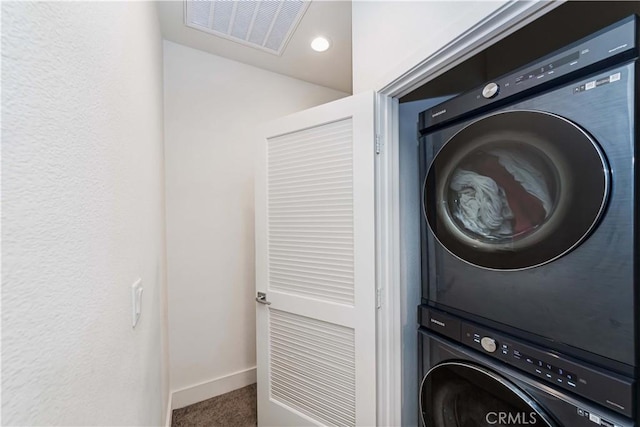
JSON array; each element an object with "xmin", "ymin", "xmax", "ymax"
[{"xmin": 157, "ymin": 1, "xmax": 352, "ymax": 93}]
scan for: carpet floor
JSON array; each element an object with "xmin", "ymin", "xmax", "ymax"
[{"xmin": 171, "ymin": 384, "xmax": 257, "ymax": 427}]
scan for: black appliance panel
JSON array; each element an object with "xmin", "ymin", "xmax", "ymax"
[
  {"xmin": 420, "ymin": 306, "xmax": 635, "ymax": 417},
  {"xmin": 420, "ymin": 62, "xmax": 636, "ymax": 368},
  {"xmin": 420, "ymin": 328, "xmax": 635, "ymax": 427},
  {"xmin": 418, "ymin": 15, "xmax": 637, "ymax": 131}
]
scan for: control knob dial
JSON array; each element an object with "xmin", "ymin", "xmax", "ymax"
[
  {"xmin": 481, "ymin": 337, "xmax": 497, "ymax": 353},
  {"xmin": 482, "ymin": 82, "xmax": 499, "ymax": 99}
]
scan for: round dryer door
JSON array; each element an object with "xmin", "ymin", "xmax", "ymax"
[
  {"xmin": 423, "ymin": 110, "xmax": 609, "ymax": 270},
  {"xmin": 420, "ymin": 362, "xmax": 557, "ymax": 427}
]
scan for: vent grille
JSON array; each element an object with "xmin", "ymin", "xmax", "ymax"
[
  {"xmin": 184, "ymin": 0, "xmax": 309, "ymax": 55},
  {"xmin": 269, "ymin": 309, "xmax": 355, "ymax": 426},
  {"xmin": 267, "ymin": 119, "xmax": 354, "ymax": 305}
]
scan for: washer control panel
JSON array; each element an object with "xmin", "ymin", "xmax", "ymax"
[
  {"xmin": 422, "ymin": 328, "xmax": 633, "ymax": 427},
  {"xmin": 459, "ymin": 322, "xmax": 632, "ymax": 418},
  {"xmin": 419, "ymin": 305, "xmax": 634, "ymax": 418},
  {"xmin": 462, "ymin": 323, "xmax": 579, "ymax": 387}
]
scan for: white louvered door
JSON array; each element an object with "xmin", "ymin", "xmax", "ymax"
[{"xmin": 255, "ymin": 92, "xmax": 376, "ymax": 427}]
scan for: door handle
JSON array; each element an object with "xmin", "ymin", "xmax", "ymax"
[{"xmin": 255, "ymin": 292, "xmax": 271, "ymax": 305}]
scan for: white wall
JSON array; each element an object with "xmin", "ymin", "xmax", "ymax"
[
  {"xmin": 163, "ymin": 41, "xmax": 348, "ymax": 407},
  {"xmin": 2, "ymin": 2, "xmax": 170, "ymax": 426},
  {"xmin": 352, "ymin": 1, "xmax": 506, "ymax": 93}
]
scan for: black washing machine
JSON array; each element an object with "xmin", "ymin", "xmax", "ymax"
[
  {"xmin": 419, "ymin": 16, "xmax": 639, "ymax": 373},
  {"xmin": 418, "ymin": 15, "xmax": 639, "ymax": 426}
]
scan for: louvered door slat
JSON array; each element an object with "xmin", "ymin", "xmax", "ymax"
[
  {"xmin": 267, "ymin": 118, "xmax": 355, "ymax": 305},
  {"xmin": 270, "ymin": 310, "xmax": 355, "ymax": 427}
]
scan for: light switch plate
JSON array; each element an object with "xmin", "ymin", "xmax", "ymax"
[{"xmin": 131, "ymin": 278, "xmax": 143, "ymax": 328}]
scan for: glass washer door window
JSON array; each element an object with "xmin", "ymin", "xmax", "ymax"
[
  {"xmin": 420, "ymin": 362, "xmax": 557, "ymax": 427},
  {"xmin": 423, "ymin": 110, "xmax": 609, "ymax": 270}
]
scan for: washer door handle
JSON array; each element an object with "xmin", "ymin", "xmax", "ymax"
[{"xmin": 256, "ymin": 292, "xmax": 271, "ymax": 305}]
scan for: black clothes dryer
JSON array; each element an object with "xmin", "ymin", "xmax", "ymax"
[
  {"xmin": 419, "ymin": 316, "xmax": 635, "ymax": 427},
  {"xmin": 418, "ymin": 16, "xmax": 639, "ymax": 378}
]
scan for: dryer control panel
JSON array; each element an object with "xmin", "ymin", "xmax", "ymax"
[
  {"xmin": 419, "ymin": 15, "xmax": 638, "ymax": 132},
  {"xmin": 419, "ymin": 305, "xmax": 635, "ymax": 418}
]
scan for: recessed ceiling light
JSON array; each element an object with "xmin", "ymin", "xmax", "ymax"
[{"xmin": 311, "ymin": 36, "xmax": 331, "ymax": 52}]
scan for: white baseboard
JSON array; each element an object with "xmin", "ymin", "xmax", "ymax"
[
  {"xmin": 165, "ymin": 393, "xmax": 173, "ymax": 427},
  {"xmin": 171, "ymin": 367, "xmax": 257, "ymax": 410}
]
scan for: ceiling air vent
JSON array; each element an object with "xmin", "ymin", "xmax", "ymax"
[{"xmin": 184, "ymin": 0, "xmax": 310, "ymax": 56}]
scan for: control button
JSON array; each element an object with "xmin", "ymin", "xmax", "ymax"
[
  {"xmin": 482, "ymin": 82, "xmax": 499, "ymax": 99},
  {"xmin": 524, "ymin": 356, "xmax": 535, "ymax": 364},
  {"xmin": 601, "ymin": 419, "xmax": 614, "ymax": 427},
  {"xmin": 481, "ymin": 337, "xmax": 497, "ymax": 353},
  {"xmin": 501, "ymin": 344, "xmax": 508, "ymax": 350},
  {"xmin": 545, "ymin": 373, "xmax": 552, "ymax": 379},
  {"xmin": 545, "ymin": 363, "xmax": 553, "ymax": 371},
  {"xmin": 567, "ymin": 381, "xmax": 576, "ymax": 388},
  {"xmin": 557, "ymin": 378, "xmax": 563, "ymax": 384},
  {"xmin": 557, "ymin": 368, "xmax": 564, "ymax": 376},
  {"xmin": 501, "ymin": 350, "xmax": 508, "ymax": 356},
  {"xmin": 537, "ymin": 360, "xmax": 544, "ymax": 368},
  {"xmin": 513, "ymin": 350, "xmax": 522, "ymax": 357},
  {"xmin": 577, "ymin": 408, "xmax": 584, "ymax": 416},
  {"xmin": 535, "ymin": 369, "xmax": 542, "ymax": 375},
  {"xmin": 565, "ymin": 371, "xmax": 577, "ymax": 381}
]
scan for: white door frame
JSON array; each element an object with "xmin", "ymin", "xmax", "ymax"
[{"xmin": 373, "ymin": 1, "xmax": 565, "ymax": 425}]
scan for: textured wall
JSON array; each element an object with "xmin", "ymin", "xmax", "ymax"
[
  {"xmin": 163, "ymin": 41, "xmax": 347, "ymax": 400},
  {"xmin": 2, "ymin": 2, "xmax": 169, "ymax": 425}
]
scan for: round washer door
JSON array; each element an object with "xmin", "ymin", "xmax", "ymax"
[
  {"xmin": 423, "ymin": 110, "xmax": 609, "ymax": 270},
  {"xmin": 420, "ymin": 362, "xmax": 557, "ymax": 427}
]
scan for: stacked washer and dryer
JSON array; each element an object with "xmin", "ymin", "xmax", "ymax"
[{"xmin": 418, "ymin": 16, "xmax": 639, "ymax": 427}]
